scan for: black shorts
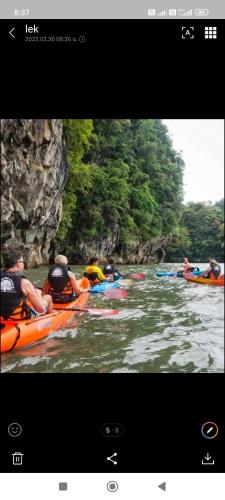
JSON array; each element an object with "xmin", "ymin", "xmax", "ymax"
[{"xmin": 51, "ymin": 294, "xmax": 76, "ymax": 303}]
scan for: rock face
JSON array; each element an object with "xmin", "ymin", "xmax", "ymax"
[
  {"xmin": 1, "ymin": 119, "xmax": 67, "ymax": 267},
  {"xmin": 57, "ymin": 224, "xmax": 172, "ymax": 265},
  {"xmin": 117, "ymin": 235, "xmax": 172, "ymax": 264},
  {"xmin": 1, "ymin": 119, "xmax": 172, "ymax": 267}
]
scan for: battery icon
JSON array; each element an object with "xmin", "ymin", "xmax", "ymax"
[{"xmin": 194, "ymin": 8, "xmax": 210, "ymax": 16}]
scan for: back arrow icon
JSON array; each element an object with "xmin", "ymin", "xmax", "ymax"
[
  {"xmin": 9, "ymin": 28, "xmax": 16, "ymax": 38},
  {"xmin": 158, "ymin": 482, "xmax": 166, "ymax": 492}
]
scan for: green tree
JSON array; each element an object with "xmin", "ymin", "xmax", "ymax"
[
  {"xmin": 57, "ymin": 119, "xmax": 93, "ymax": 240},
  {"xmin": 165, "ymin": 200, "xmax": 224, "ymax": 262},
  {"xmin": 56, "ymin": 119, "xmax": 186, "ymax": 262}
]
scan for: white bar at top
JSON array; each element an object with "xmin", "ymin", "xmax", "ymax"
[{"xmin": 0, "ymin": 0, "xmax": 225, "ymax": 19}]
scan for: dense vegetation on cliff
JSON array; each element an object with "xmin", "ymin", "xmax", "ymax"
[
  {"xmin": 56, "ymin": 119, "xmax": 184, "ymax": 259},
  {"xmin": 1, "ymin": 119, "xmax": 222, "ymax": 267},
  {"xmin": 165, "ymin": 199, "xmax": 224, "ymax": 262}
]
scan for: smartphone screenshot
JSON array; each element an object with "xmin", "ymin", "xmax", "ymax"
[{"xmin": 0, "ymin": 0, "xmax": 224, "ymax": 498}]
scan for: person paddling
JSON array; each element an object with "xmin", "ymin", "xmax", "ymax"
[
  {"xmin": 43, "ymin": 255, "xmax": 81, "ymax": 302},
  {"xmin": 103, "ymin": 257, "xmax": 125, "ymax": 281},
  {"xmin": 200, "ymin": 259, "xmax": 221, "ymax": 280},
  {"xmin": 0, "ymin": 250, "xmax": 53, "ymax": 321},
  {"xmin": 84, "ymin": 257, "xmax": 106, "ymax": 285},
  {"xmin": 179, "ymin": 257, "xmax": 199, "ymax": 273}
]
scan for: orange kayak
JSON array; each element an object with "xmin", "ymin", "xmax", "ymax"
[
  {"xmin": 184, "ymin": 273, "xmax": 224, "ymax": 286},
  {"xmin": 0, "ymin": 278, "xmax": 90, "ymax": 353}
]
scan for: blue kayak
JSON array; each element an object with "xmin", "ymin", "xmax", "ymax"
[
  {"xmin": 91, "ymin": 279, "xmax": 122, "ymax": 293},
  {"xmin": 156, "ymin": 270, "xmax": 203, "ymax": 278}
]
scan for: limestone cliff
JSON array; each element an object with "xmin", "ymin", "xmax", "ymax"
[
  {"xmin": 1, "ymin": 119, "xmax": 172, "ymax": 267},
  {"xmin": 76, "ymin": 236, "xmax": 171, "ymax": 264},
  {"xmin": 55, "ymin": 225, "xmax": 172, "ymax": 265},
  {"xmin": 1, "ymin": 119, "xmax": 67, "ymax": 267}
]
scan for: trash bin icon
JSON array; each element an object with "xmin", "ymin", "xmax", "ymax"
[{"xmin": 12, "ymin": 452, "xmax": 24, "ymax": 465}]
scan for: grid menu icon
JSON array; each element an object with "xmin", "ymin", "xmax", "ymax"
[{"xmin": 205, "ymin": 27, "xmax": 217, "ymax": 39}]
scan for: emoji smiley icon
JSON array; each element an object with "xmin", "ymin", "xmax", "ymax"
[{"xmin": 8, "ymin": 423, "xmax": 22, "ymax": 437}]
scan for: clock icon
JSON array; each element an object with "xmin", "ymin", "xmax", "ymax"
[{"xmin": 201, "ymin": 421, "xmax": 218, "ymax": 439}]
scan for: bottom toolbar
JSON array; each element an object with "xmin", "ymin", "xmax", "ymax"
[{"xmin": 0, "ymin": 473, "xmax": 224, "ymax": 499}]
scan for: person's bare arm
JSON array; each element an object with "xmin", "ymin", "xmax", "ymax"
[
  {"xmin": 21, "ymin": 279, "xmax": 47, "ymax": 312},
  {"xmin": 68, "ymin": 272, "xmax": 81, "ymax": 295},
  {"xmin": 201, "ymin": 266, "xmax": 210, "ymax": 277}
]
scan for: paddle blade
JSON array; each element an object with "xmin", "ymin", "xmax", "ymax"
[
  {"xmin": 103, "ymin": 288, "xmax": 128, "ymax": 299},
  {"xmin": 85, "ymin": 308, "xmax": 119, "ymax": 316},
  {"xmin": 129, "ymin": 273, "xmax": 145, "ymax": 280},
  {"xmin": 119, "ymin": 279, "xmax": 133, "ymax": 287}
]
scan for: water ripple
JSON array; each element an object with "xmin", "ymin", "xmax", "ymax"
[{"xmin": 2, "ymin": 263, "xmax": 224, "ymax": 373}]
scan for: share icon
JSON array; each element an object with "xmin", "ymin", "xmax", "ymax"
[{"xmin": 107, "ymin": 452, "xmax": 118, "ymax": 465}]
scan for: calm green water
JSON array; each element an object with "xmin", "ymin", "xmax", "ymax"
[{"xmin": 1, "ymin": 264, "xmax": 224, "ymax": 373}]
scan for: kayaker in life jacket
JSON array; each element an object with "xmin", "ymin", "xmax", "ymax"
[
  {"xmin": 179, "ymin": 257, "xmax": 199, "ymax": 273},
  {"xmin": 42, "ymin": 255, "xmax": 81, "ymax": 302},
  {"xmin": 201, "ymin": 259, "xmax": 221, "ymax": 280},
  {"xmin": 103, "ymin": 258, "xmax": 125, "ymax": 281},
  {"xmin": 0, "ymin": 250, "xmax": 53, "ymax": 321},
  {"xmin": 84, "ymin": 257, "xmax": 106, "ymax": 285}
]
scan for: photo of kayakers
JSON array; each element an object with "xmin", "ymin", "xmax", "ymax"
[{"xmin": 0, "ymin": 119, "xmax": 224, "ymax": 373}]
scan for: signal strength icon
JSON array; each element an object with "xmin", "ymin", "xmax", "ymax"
[
  {"xmin": 183, "ymin": 9, "xmax": 193, "ymax": 16},
  {"xmin": 178, "ymin": 8, "xmax": 193, "ymax": 16},
  {"xmin": 157, "ymin": 9, "xmax": 167, "ymax": 16}
]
